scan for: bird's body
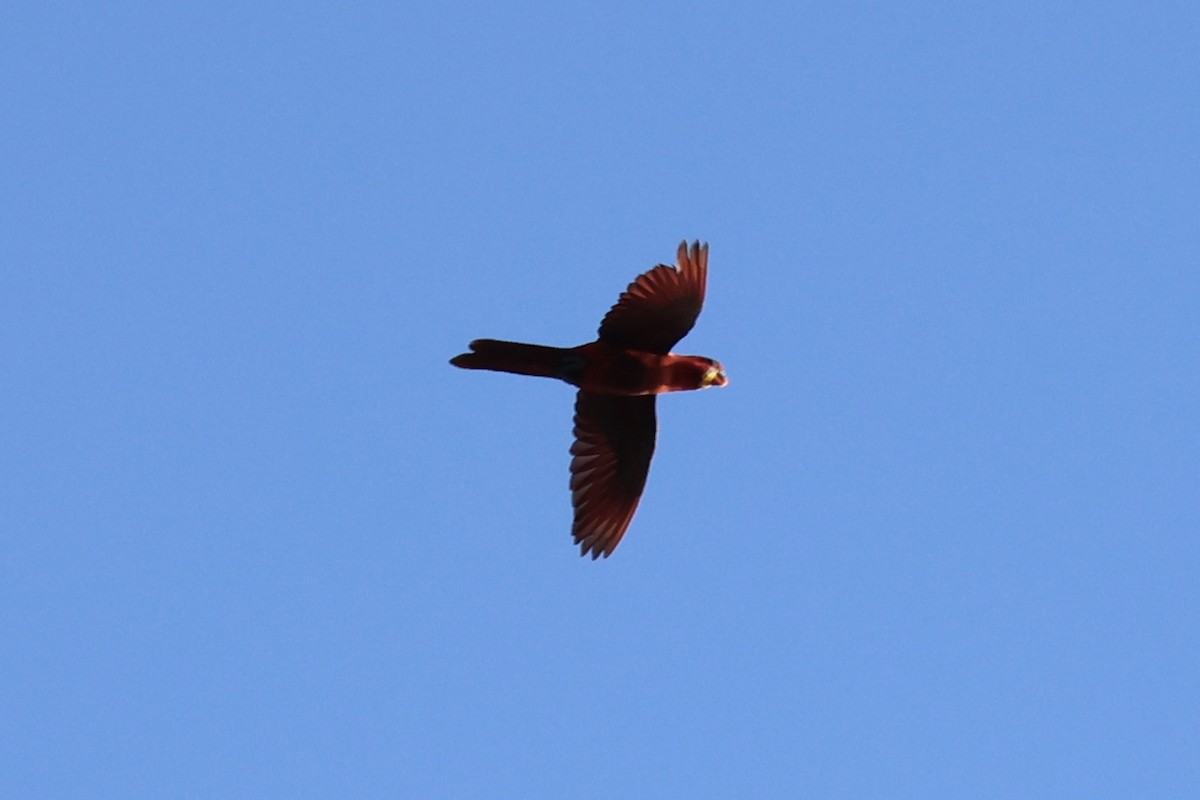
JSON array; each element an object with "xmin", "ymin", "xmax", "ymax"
[
  {"xmin": 453, "ymin": 339, "xmax": 720, "ymax": 397},
  {"xmin": 450, "ymin": 241, "xmax": 726, "ymax": 558}
]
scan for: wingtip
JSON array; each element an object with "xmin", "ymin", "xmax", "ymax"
[
  {"xmin": 578, "ymin": 543, "xmax": 612, "ymax": 560},
  {"xmin": 677, "ymin": 240, "xmax": 708, "ymax": 270}
]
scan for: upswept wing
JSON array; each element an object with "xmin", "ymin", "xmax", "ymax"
[{"xmin": 597, "ymin": 240, "xmax": 708, "ymax": 355}]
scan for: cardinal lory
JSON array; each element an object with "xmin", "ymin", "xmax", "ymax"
[{"xmin": 450, "ymin": 240, "xmax": 727, "ymax": 559}]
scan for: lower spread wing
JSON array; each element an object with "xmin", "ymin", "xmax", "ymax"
[
  {"xmin": 569, "ymin": 392, "xmax": 657, "ymax": 559},
  {"xmin": 596, "ymin": 240, "xmax": 708, "ymax": 355}
]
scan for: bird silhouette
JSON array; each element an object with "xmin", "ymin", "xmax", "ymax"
[{"xmin": 451, "ymin": 241, "xmax": 727, "ymax": 558}]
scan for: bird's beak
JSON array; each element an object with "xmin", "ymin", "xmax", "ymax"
[{"xmin": 701, "ymin": 367, "xmax": 729, "ymax": 388}]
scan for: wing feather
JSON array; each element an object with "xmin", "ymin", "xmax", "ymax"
[
  {"xmin": 597, "ymin": 241, "xmax": 709, "ymax": 355},
  {"xmin": 569, "ymin": 392, "xmax": 657, "ymax": 558}
]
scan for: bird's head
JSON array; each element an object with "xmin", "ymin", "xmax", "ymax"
[{"xmin": 698, "ymin": 359, "xmax": 729, "ymax": 389}]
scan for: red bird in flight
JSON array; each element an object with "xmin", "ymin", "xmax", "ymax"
[{"xmin": 450, "ymin": 241, "xmax": 727, "ymax": 559}]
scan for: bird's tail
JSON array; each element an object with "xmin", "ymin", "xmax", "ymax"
[{"xmin": 450, "ymin": 339, "xmax": 572, "ymax": 380}]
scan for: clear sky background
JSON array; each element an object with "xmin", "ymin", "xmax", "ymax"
[{"xmin": 3, "ymin": 2, "xmax": 1198, "ymax": 797}]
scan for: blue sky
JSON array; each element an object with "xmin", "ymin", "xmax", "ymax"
[{"xmin": 3, "ymin": 2, "xmax": 1198, "ymax": 797}]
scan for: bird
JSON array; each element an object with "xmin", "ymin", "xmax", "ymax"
[{"xmin": 450, "ymin": 240, "xmax": 727, "ymax": 559}]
